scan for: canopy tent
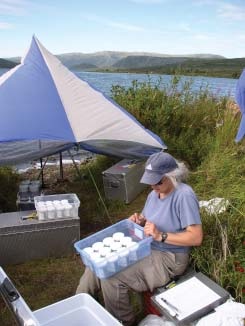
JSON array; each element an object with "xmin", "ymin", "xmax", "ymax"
[
  {"xmin": 235, "ymin": 69, "xmax": 245, "ymax": 142},
  {"xmin": 0, "ymin": 36, "xmax": 166, "ymax": 166}
]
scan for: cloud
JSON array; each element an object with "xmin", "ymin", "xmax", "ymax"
[
  {"xmin": 178, "ymin": 23, "xmax": 191, "ymax": 32},
  {"xmin": 82, "ymin": 14, "xmax": 145, "ymax": 32},
  {"xmin": 129, "ymin": 0, "xmax": 166, "ymax": 3},
  {"xmin": 194, "ymin": 1, "xmax": 245, "ymax": 21},
  {"xmin": 0, "ymin": 21, "xmax": 12, "ymax": 29},
  {"xmin": 217, "ymin": 3, "xmax": 245, "ymax": 21},
  {"xmin": 0, "ymin": 0, "xmax": 30, "ymax": 15},
  {"xmin": 194, "ymin": 33, "xmax": 214, "ymax": 40}
]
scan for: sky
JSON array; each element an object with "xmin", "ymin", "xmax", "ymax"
[{"xmin": 0, "ymin": 0, "xmax": 245, "ymax": 59}]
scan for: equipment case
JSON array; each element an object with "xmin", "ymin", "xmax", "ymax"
[
  {"xmin": 0, "ymin": 210, "xmax": 80, "ymax": 265},
  {"xmin": 102, "ymin": 159, "xmax": 147, "ymax": 203}
]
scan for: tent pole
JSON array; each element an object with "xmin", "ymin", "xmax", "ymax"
[
  {"xmin": 67, "ymin": 149, "xmax": 112, "ymax": 224},
  {"xmin": 59, "ymin": 152, "xmax": 64, "ymax": 180},
  {"xmin": 39, "ymin": 157, "xmax": 45, "ymax": 187},
  {"xmin": 67, "ymin": 149, "xmax": 84, "ymax": 180}
]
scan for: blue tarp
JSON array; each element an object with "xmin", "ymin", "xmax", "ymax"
[
  {"xmin": 235, "ymin": 69, "xmax": 245, "ymax": 142},
  {"xmin": 0, "ymin": 36, "xmax": 166, "ymax": 165}
]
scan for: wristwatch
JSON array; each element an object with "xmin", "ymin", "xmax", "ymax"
[{"xmin": 161, "ymin": 232, "xmax": 168, "ymax": 243}]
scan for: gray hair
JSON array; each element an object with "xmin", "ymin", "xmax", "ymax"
[{"xmin": 165, "ymin": 161, "xmax": 189, "ymax": 188}]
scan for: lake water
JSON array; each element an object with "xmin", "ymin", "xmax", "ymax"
[{"xmin": 0, "ymin": 68, "xmax": 238, "ymax": 99}]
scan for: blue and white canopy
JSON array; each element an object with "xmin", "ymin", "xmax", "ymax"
[
  {"xmin": 0, "ymin": 36, "xmax": 166, "ymax": 165},
  {"xmin": 235, "ymin": 69, "xmax": 245, "ymax": 142}
]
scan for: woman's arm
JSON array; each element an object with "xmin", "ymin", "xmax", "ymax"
[{"xmin": 144, "ymin": 221, "xmax": 203, "ymax": 246}]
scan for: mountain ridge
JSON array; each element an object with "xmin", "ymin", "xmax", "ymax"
[
  {"xmin": 1, "ymin": 51, "xmax": 244, "ymax": 79},
  {"xmin": 3, "ymin": 50, "xmax": 225, "ymax": 70}
]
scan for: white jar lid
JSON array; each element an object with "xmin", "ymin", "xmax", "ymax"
[
  {"xmin": 83, "ymin": 247, "xmax": 94, "ymax": 256},
  {"xmin": 99, "ymin": 246, "xmax": 111, "ymax": 257},
  {"xmin": 121, "ymin": 236, "xmax": 132, "ymax": 246},
  {"xmin": 110, "ymin": 242, "xmax": 122, "ymax": 252},
  {"xmin": 103, "ymin": 237, "xmax": 114, "ymax": 246},
  {"xmin": 128, "ymin": 241, "xmax": 139, "ymax": 250},
  {"xmin": 112, "ymin": 232, "xmax": 125, "ymax": 241},
  {"xmin": 92, "ymin": 242, "xmax": 104, "ymax": 252}
]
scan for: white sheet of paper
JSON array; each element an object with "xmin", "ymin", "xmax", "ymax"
[
  {"xmin": 134, "ymin": 227, "xmax": 143, "ymax": 239},
  {"xmin": 155, "ymin": 276, "xmax": 221, "ymax": 321}
]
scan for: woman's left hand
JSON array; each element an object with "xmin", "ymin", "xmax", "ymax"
[{"xmin": 144, "ymin": 221, "xmax": 162, "ymax": 241}]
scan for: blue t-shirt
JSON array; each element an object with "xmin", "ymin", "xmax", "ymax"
[{"xmin": 142, "ymin": 183, "xmax": 201, "ymax": 253}]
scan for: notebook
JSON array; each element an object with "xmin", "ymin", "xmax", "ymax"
[{"xmin": 152, "ymin": 272, "xmax": 229, "ymax": 325}]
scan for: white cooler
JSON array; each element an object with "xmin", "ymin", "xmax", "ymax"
[{"xmin": 0, "ymin": 267, "xmax": 121, "ymax": 326}]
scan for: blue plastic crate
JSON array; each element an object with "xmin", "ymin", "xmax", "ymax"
[{"xmin": 74, "ymin": 219, "xmax": 152, "ymax": 279}]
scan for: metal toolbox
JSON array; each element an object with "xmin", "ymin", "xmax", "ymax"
[
  {"xmin": 0, "ymin": 210, "xmax": 80, "ymax": 265},
  {"xmin": 102, "ymin": 159, "xmax": 147, "ymax": 203},
  {"xmin": 0, "ymin": 267, "xmax": 121, "ymax": 326}
]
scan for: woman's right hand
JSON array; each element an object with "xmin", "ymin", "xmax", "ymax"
[{"xmin": 128, "ymin": 213, "xmax": 146, "ymax": 226}]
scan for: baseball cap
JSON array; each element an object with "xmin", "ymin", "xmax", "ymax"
[{"xmin": 140, "ymin": 152, "xmax": 178, "ymax": 185}]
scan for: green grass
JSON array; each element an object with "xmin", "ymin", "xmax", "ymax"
[{"xmin": 0, "ymin": 76, "xmax": 244, "ymax": 324}]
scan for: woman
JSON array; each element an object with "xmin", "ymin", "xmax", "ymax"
[{"xmin": 76, "ymin": 151, "xmax": 203, "ymax": 326}]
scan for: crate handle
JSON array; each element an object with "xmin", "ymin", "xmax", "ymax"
[
  {"xmin": 0, "ymin": 278, "xmax": 20, "ymax": 302},
  {"xmin": 110, "ymin": 181, "xmax": 119, "ymax": 188}
]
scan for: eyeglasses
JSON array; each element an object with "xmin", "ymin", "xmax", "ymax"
[
  {"xmin": 155, "ymin": 180, "xmax": 163, "ymax": 186},
  {"xmin": 153, "ymin": 177, "xmax": 166, "ymax": 186}
]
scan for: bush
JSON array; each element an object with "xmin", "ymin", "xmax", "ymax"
[
  {"xmin": 112, "ymin": 76, "xmax": 230, "ymax": 169},
  {"xmin": 0, "ymin": 167, "xmax": 19, "ymax": 212}
]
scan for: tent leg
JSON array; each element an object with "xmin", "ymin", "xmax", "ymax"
[
  {"xmin": 59, "ymin": 152, "xmax": 64, "ymax": 180},
  {"xmin": 67, "ymin": 149, "xmax": 84, "ymax": 180},
  {"xmin": 67, "ymin": 149, "xmax": 113, "ymax": 224},
  {"xmin": 38, "ymin": 157, "xmax": 48, "ymax": 188}
]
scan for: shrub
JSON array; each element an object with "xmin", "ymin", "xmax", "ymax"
[{"xmin": 0, "ymin": 167, "xmax": 19, "ymax": 212}]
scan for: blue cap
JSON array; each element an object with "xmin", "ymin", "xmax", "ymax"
[{"xmin": 140, "ymin": 152, "xmax": 178, "ymax": 185}]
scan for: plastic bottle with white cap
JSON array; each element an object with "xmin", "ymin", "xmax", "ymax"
[
  {"xmin": 92, "ymin": 255, "xmax": 107, "ymax": 278},
  {"xmin": 82, "ymin": 247, "xmax": 94, "ymax": 266},
  {"xmin": 47, "ymin": 206, "xmax": 56, "ymax": 219},
  {"xmin": 106, "ymin": 252, "xmax": 119, "ymax": 273},
  {"xmin": 128, "ymin": 241, "xmax": 139, "ymax": 262},
  {"xmin": 118, "ymin": 247, "xmax": 130, "ymax": 267}
]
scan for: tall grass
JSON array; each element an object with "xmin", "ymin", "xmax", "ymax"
[{"xmin": 112, "ymin": 76, "xmax": 231, "ymax": 169}]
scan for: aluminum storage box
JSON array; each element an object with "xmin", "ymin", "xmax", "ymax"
[
  {"xmin": 74, "ymin": 219, "xmax": 152, "ymax": 279},
  {"xmin": 102, "ymin": 159, "xmax": 147, "ymax": 203},
  {"xmin": 0, "ymin": 267, "xmax": 121, "ymax": 326},
  {"xmin": 0, "ymin": 210, "xmax": 80, "ymax": 266}
]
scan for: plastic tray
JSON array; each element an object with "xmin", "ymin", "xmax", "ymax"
[
  {"xmin": 34, "ymin": 293, "xmax": 121, "ymax": 325},
  {"xmin": 34, "ymin": 193, "xmax": 80, "ymax": 220},
  {"xmin": 74, "ymin": 219, "xmax": 152, "ymax": 279},
  {"xmin": 0, "ymin": 266, "xmax": 121, "ymax": 326}
]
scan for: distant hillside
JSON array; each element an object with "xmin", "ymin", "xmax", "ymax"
[
  {"xmin": 4, "ymin": 50, "xmax": 240, "ymax": 78},
  {"xmin": 71, "ymin": 63, "xmax": 98, "ymax": 70},
  {"xmin": 122, "ymin": 57, "xmax": 245, "ymax": 79},
  {"xmin": 112, "ymin": 56, "xmax": 189, "ymax": 69},
  {"xmin": 56, "ymin": 51, "xmax": 224, "ymax": 70},
  {"xmin": 0, "ymin": 58, "xmax": 17, "ymax": 69}
]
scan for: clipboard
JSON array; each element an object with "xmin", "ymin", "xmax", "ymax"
[{"xmin": 151, "ymin": 272, "xmax": 230, "ymax": 325}]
